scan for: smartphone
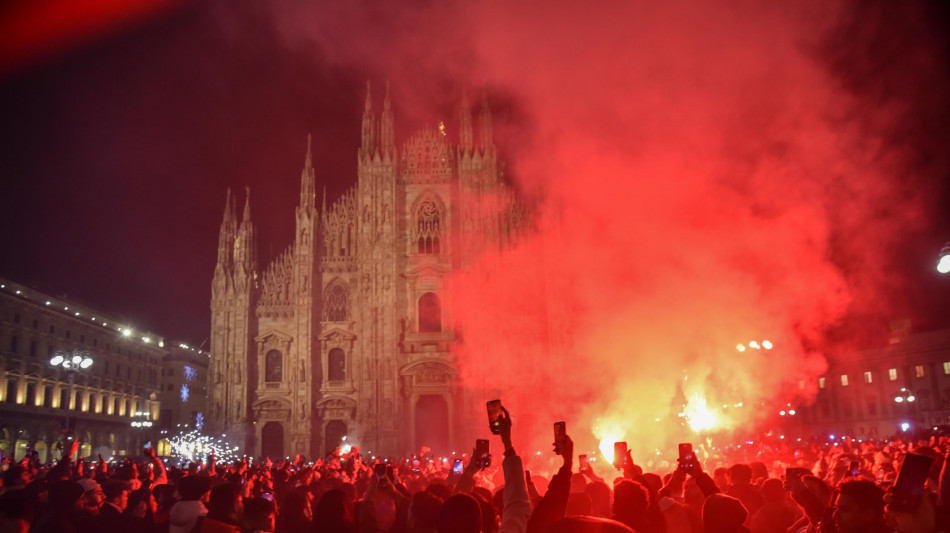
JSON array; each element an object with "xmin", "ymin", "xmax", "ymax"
[
  {"xmin": 613, "ymin": 442, "xmax": 627, "ymax": 469},
  {"xmin": 374, "ymin": 463, "xmax": 387, "ymax": 478},
  {"xmin": 678, "ymin": 443, "xmax": 694, "ymax": 471},
  {"xmin": 453, "ymin": 459, "xmax": 464, "ymax": 475},
  {"xmin": 261, "ymin": 492, "xmax": 274, "ymax": 502},
  {"xmin": 554, "ymin": 421, "xmax": 566, "ymax": 455},
  {"xmin": 475, "ymin": 439, "xmax": 491, "ymax": 468},
  {"xmin": 578, "ymin": 454, "xmax": 590, "ymax": 471},
  {"xmin": 487, "ymin": 400, "xmax": 503, "ymax": 435},
  {"xmin": 849, "ymin": 460, "xmax": 860, "ymax": 478},
  {"xmin": 890, "ymin": 452, "xmax": 934, "ymax": 512}
]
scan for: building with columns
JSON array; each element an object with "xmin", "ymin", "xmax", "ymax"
[
  {"xmin": 0, "ymin": 278, "xmax": 164, "ymax": 461},
  {"xmin": 209, "ymin": 85, "xmax": 530, "ymax": 459}
]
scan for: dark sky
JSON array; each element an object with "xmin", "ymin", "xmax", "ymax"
[{"xmin": 1, "ymin": 0, "xmax": 949, "ymax": 352}]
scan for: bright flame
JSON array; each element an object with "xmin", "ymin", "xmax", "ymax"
[
  {"xmin": 684, "ymin": 394, "xmax": 717, "ymax": 432},
  {"xmin": 596, "ymin": 427, "xmax": 624, "ymax": 464}
]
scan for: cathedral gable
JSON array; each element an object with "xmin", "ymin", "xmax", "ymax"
[
  {"xmin": 401, "ymin": 126, "xmax": 454, "ymax": 183},
  {"xmin": 257, "ymin": 248, "xmax": 294, "ymax": 318}
]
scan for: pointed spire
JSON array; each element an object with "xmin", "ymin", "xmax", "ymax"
[
  {"xmin": 242, "ymin": 186, "xmax": 252, "ymax": 223},
  {"xmin": 300, "ymin": 134, "xmax": 315, "ymax": 210},
  {"xmin": 380, "ymin": 81, "xmax": 395, "ymax": 157},
  {"xmin": 216, "ymin": 188, "xmax": 235, "ymax": 268},
  {"xmin": 322, "ymin": 185, "xmax": 327, "ymax": 215},
  {"xmin": 304, "ymin": 133, "xmax": 313, "ymax": 169},
  {"xmin": 479, "ymin": 93, "xmax": 493, "ymax": 149},
  {"xmin": 361, "ymin": 81, "xmax": 376, "ymax": 156},
  {"xmin": 459, "ymin": 88, "xmax": 473, "ymax": 152}
]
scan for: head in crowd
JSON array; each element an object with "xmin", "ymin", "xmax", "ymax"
[
  {"xmin": 178, "ymin": 475, "xmax": 213, "ymax": 501},
  {"xmin": 47, "ymin": 480, "xmax": 84, "ymax": 513},
  {"xmin": 312, "ymin": 488, "xmax": 355, "ymax": 533},
  {"xmin": 833, "ymin": 478, "xmax": 886, "ymax": 533},
  {"xmin": 409, "ymin": 491, "xmax": 443, "ymax": 531},
  {"xmin": 243, "ymin": 496, "xmax": 277, "ymax": 533},
  {"xmin": 565, "ymin": 493, "xmax": 592, "ymax": 516},
  {"xmin": 542, "ymin": 516, "xmax": 636, "ymax": 533},
  {"xmin": 437, "ymin": 493, "xmax": 482, "ymax": 533},
  {"xmin": 102, "ymin": 480, "xmax": 131, "ymax": 512},
  {"xmin": 759, "ymin": 478, "xmax": 786, "ymax": 503},
  {"xmin": 207, "ymin": 483, "xmax": 244, "ymax": 525},
  {"xmin": 611, "ymin": 479, "xmax": 649, "ymax": 519},
  {"xmin": 702, "ymin": 494, "xmax": 749, "ymax": 533},
  {"xmin": 585, "ymin": 481, "xmax": 612, "ymax": 518},
  {"xmin": 1, "ymin": 466, "xmax": 31, "ymax": 490},
  {"xmin": 0, "ymin": 489, "xmax": 34, "ymax": 533},
  {"xmin": 727, "ymin": 464, "xmax": 752, "ymax": 486},
  {"xmin": 76, "ymin": 478, "xmax": 104, "ymax": 513}
]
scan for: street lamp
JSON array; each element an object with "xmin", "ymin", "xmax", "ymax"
[
  {"xmin": 50, "ymin": 349, "xmax": 94, "ymax": 436},
  {"xmin": 938, "ymin": 243, "xmax": 950, "ymax": 274}
]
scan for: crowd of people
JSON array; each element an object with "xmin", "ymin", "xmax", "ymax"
[{"xmin": 1, "ymin": 405, "xmax": 949, "ymax": 533}]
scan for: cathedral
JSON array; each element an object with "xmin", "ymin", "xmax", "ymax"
[{"xmin": 209, "ymin": 85, "xmax": 528, "ymax": 459}]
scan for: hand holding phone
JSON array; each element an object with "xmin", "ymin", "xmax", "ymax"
[
  {"xmin": 890, "ymin": 453, "xmax": 934, "ymax": 512},
  {"xmin": 487, "ymin": 400, "xmax": 504, "ymax": 435},
  {"xmin": 579, "ymin": 454, "xmax": 590, "ymax": 472},
  {"xmin": 678, "ymin": 443, "xmax": 694, "ymax": 472}
]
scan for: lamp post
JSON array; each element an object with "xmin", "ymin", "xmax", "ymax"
[{"xmin": 49, "ymin": 350, "xmax": 94, "ymax": 436}]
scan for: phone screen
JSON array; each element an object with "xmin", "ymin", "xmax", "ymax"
[
  {"xmin": 554, "ymin": 421, "xmax": 566, "ymax": 455},
  {"xmin": 475, "ymin": 439, "xmax": 491, "ymax": 468},
  {"xmin": 579, "ymin": 454, "xmax": 590, "ymax": 471},
  {"xmin": 487, "ymin": 400, "xmax": 503, "ymax": 435},
  {"xmin": 891, "ymin": 453, "xmax": 934, "ymax": 512},
  {"xmin": 613, "ymin": 442, "xmax": 627, "ymax": 469},
  {"xmin": 678, "ymin": 443, "xmax": 693, "ymax": 470},
  {"xmin": 374, "ymin": 463, "xmax": 387, "ymax": 478},
  {"xmin": 453, "ymin": 459, "xmax": 464, "ymax": 475}
]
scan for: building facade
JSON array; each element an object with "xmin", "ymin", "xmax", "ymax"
[
  {"xmin": 209, "ymin": 87, "xmax": 529, "ymax": 459},
  {"xmin": 157, "ymin": 343, "xmax": 209, "ymax": 435},
  {"xmin": 793, "ymin": 325, "xmax": 950, "ymax": 439},
  {"xmin": 0, "ymin": 278, "xmax": 164, "ymax": 461}
]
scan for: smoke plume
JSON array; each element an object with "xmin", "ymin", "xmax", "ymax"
[{"xmin": 270, "ymin": 0, "xmax": 946, "ymax": 466}]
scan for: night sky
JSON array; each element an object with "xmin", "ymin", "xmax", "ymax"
[{"xmin": 2, "ymin": 0, "xmax": 950, "ymax": 355}]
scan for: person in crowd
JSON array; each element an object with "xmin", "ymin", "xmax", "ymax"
[
  {"xmin": 170, "ymin": 474, "xmax": 212, "ymax": 533},
  {"xmin": 311, "ymin": 488, "xmax": 356, "ymax": 533},
  {"xmin": 194, "ymin": 483, "xmax": 244, "ymax": 533},
  {"xmin": 832, "ymin": 478, "xmax": 888, "ymax": 533},
  {"xmin": 98, "ymin": 480, "xmax": 131, "ymax": 530}
]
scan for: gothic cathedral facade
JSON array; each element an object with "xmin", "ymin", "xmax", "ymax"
[{"xmin": 209, "ymin": 85, "xmax": 528, "ymax": 459}]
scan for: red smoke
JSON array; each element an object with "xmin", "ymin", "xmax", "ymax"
[{"xmin": 274, "ymin": 0, "xmax": 943, "ymax": 468}]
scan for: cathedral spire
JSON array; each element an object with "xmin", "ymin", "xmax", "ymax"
[
  {"xmin": 322, "ymin": 185, "xmax": 327, "ymax": 215},
  {"xmin": 300, "ymin": 134, "xmax": 315, "ymax": 210},
  {"xmin": 459, "ymin": 88, "xmax": 473, "ymax": 152},
  {"xmin": 478, "ymin": 93, "xmax": 493, "ymax": 150},
  {"xmin": 216, "ymin": 188, "xmax": 235, "ymax": 268},
  {"xmin": 234, "ymin": 186, "xmax": 257, "ymax": 272},
  {"xmin": 360, "ymin": 81, "xmax": 376, "ymax": 157},
  {"xmin": 380, "ymin": 81, "xmax": 395, "ymax": 159}
]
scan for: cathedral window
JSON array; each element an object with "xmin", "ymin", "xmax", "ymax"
[
  {"xmin": 328, "ymin": 348, "xmax": 345, "ymax": 382},
  {"xmin": 265, "ymin": 350, "xmax": 282, "ymax": 383},
  {"xmin": 325, "ymin": 285, "xmax": 348, "ymax": 322},
  {"xmin": 419, "ymin": 292, "xmax": 442, "ymax": 333},
  {"xmin": 416, "ymin": 200, "xmax": 442, "ymax": 254}
]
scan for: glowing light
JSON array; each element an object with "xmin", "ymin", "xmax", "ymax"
[
  {"xmin": 80, "ymin": 358, "xmax": 93, "ymax": 369},
  {"xmin": 50, "ymin": 355, "xmax": 64, "ymax": 366},
  {"xmin": 143, "ymin": 337, "xmax": 151, "ymax": 343},
  {"xmin": 597, "ymin": 430, "xmax": 624, "ymax": 464},
  {"xmin": 938, "ymin": 245, "xmax": 950, "ymax": 273},
  {"xmin": 684, "ymin": 394, "xmax": 717, "ymax": 432},
  {"xmin": 779, "ymin": 410, "xmax": 786, "ymax": 416},
  {"xmin": 341, "ymin": 444, "xmax": 352, "ymax": 454},
  {"xmin": 895, "ymin": 396, "xmax": 904, "ymax": 403},
  {"xmin": 180, "ymin": 384, "xmax": 190, "ymax": 402},
  {"xmin": 749, "ymin": 341, "xmax": 760, "ymax": 349},
  {"xmin": 907, "ymin": 395, "xmax": 915, "ymax": 402},
  {"xmin": 184, "ymin": 366, "xmax": 198, "ymax": 382},
  {"xmin": 122, "ymin": 329, "xmax": 132, "ymax": 337},
  {"xmin": 196, "ymin": 412, "xmax": 204, "ymax": 431},
  {"xmin": 736, "ymin": 344, "xmax": 746, "ymax": 352},
  {"xmin": 166, "ymin": 429, "xmax": 240, "ymax": 465},
  {"xmin": 439, "ymin": 121, "xmax": 446, "ymax": 136},
  {"xmin": 901, "ymin": 422, "xmax": 910, "ymax": 432},
  {"xmin": 762, "ymin": 340, "xmax": 773, "ymax": 349},
  {"xmin": 788, "ymin": 409, "xmax": 796, "ymax": 415},
  {"xmin": 45, "ymin": 301, "xmax": 50, "ymax": 305}
]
